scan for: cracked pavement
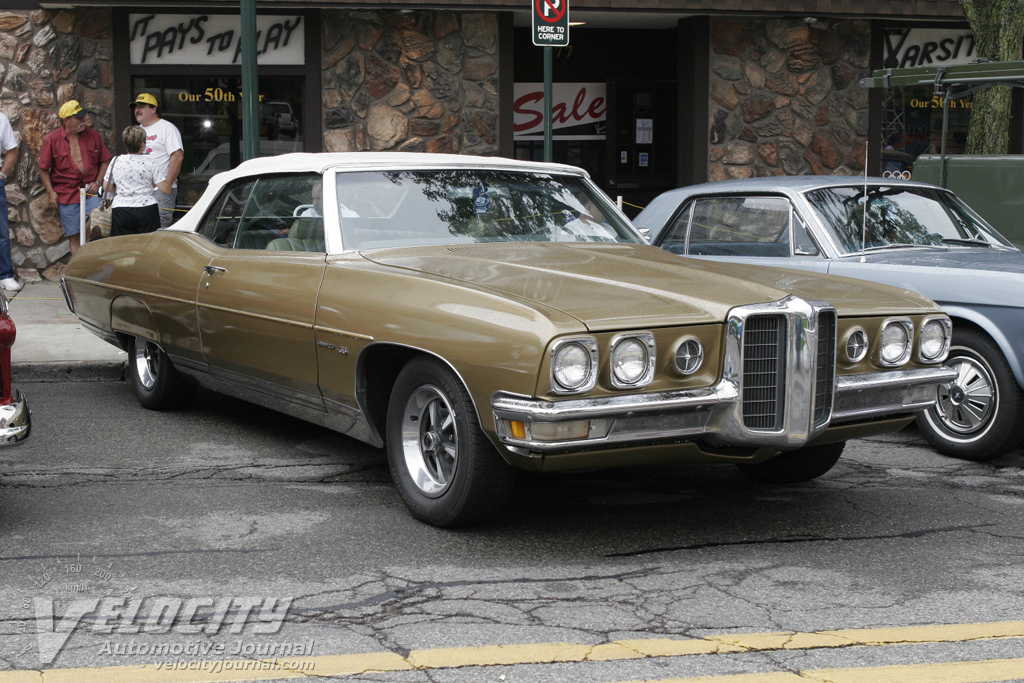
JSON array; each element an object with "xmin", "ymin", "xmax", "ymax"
[{"xmin": 0, "ymin": 382, "xmax": 1022, "ymax": 680}]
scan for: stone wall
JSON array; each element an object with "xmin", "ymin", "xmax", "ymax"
[
  {"xmin": 1, "ymin": 8, "xmax": 113, "ymax": 282},
  {"xmin": 708, "ymin": 18, "xmax": 870, "ymax": 180},
  {"xmin": 320, "ymin": 10, "xmax": 499, "ymax": 156}
]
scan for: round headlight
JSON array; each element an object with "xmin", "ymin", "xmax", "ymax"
[
  {"xmin": 880, "ymin": 321, "xmax": 911, "ymax": 365},
  {"xmin": 846, "ymin": 329, "xmax": 868, "ymax": 362},
  {"xmin": 919, "ymin": 319, "xmax": 949, "ymax": 361},
  {"xmin": 612, "ymin": 337, "xmax": 651, "ymax": 386},
  {"xmin": 552, "ymin": 341, "xmax": 593, "ymax": 392},
  {"xmin": 675, "ymin": 338, "xmax": 704, "ymax": 375}
]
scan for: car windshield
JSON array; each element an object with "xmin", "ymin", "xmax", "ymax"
[
  {"xmin": 334, "ymin": 169, "xmax": 639, "ymax": 250},
  {"xmin": 804, "ymin": 185, "xmax": 1014, "ymax": 254}
]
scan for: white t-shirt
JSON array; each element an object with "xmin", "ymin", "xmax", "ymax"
[
  {"xmin": 142, "ymin": 118, "xmax": 183, "ymax": 186},
  {"xmin": 103, "ymin": 155, "xmax": 166, "ymax": 209},
  {"xmin": 0, "ymin": 114, "xmax": 16, "ymax": 159}
]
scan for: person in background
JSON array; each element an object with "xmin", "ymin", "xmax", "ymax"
[
  {"xmin": 38, "ymin": 100, "xmax": 112, "ymax": 256},
  {"xmin": 0, "ymin": 112, "xmax": 20, "ymax": 291},
  {"xmin": 130, "ymin": 93, "xmax": 183, "ymax": 228},
  {"xmin": 104, "ymin": 126, "xmax": 172, "ymax": 237}
]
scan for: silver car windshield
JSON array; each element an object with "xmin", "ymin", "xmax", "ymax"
[
  {"xmin": 804, "ymin": 185, "xmax": 1014, "ymax": 254},
  {"xmin": 334, "ymin": 169, "xmax": 639, "ymax": 250}
]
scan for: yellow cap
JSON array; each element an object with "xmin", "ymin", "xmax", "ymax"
[
  {"xmin": 58, "ymin": 100, "xmax": 83, "ymax": 119},
  {"xmin": 130, "ymin": 92, "xmax": 159, "ymax": 108}
]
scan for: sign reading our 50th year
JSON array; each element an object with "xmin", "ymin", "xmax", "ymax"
[{"xmin": 532, "ymin": 0, "xmax": 569, "ymax": 47}]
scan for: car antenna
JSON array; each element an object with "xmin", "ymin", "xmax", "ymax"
[{"xmin": 860, "ymin": 142, "xmax": 869, "ymax": 261}]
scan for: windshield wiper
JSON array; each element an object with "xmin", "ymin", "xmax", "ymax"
[
  {"xmin": 940, "ymin": 237, "xmax": 991, "ymax": 247},
  {"xmin": 858, "ymin": 243, "xmax": 924, "ymax": 253}
]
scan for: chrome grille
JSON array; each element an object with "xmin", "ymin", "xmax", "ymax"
[
  {"xmin": 814, "ymin": 310, "xmax": 837, "ymax": 427},
  {"xmin": 742, "ymin": 314, "xmax": 786, "ymax": 430}
]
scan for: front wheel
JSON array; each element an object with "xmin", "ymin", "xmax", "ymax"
[
  {"xmin": 129, "ymin": 336, "xmax": 195, "ymax": 410},
  {"xmin": 736, "ymin": 442, "xmax": 845, "ymax": 484},
  {"xmin": 916, "ymin": 328, "xmax": 1024, "ymax": 461},
  {"xmin": 386, "ymin": 358, "xmax": 517, "ymax": 527}
]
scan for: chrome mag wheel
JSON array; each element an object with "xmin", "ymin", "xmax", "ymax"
[
  {"xmin": 133, "ymin": 338, "xmax": 160, "ymax": 390},
  {"xmin": 399, "ymin": 384, "xmax": 458, "ymax": 497}
]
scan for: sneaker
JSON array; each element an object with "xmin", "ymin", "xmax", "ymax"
[{"xmin": 0, "ymin": 278, "xmax": 22, "ymax": 292}]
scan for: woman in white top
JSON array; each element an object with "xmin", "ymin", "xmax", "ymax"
[{"xmin": 103, "ymin": 125, "xmax": 171, "ymax": 236}]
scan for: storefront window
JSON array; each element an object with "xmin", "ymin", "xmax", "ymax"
[
  {"xmin": 879, "ymin": 27, "xmax": 975, "ymax": 175},
  {"xmin": 130, "ymin": 75, "xmax": 303, "ymax": 210},
  {"xmin": 880, "ymin": 86, "xmax": 972, "ymax": 174}
]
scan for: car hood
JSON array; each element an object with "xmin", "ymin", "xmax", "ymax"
[
  {"xmin": 362, "ymin": 243, "xmax": 937, "ymax": 331},
  {"xmin": 830, "ymin": 247, "xmax": 1024, "ymax": 308},
  {"xmin": 854, "ymin": 246, "xmax": 1024, "ymax": 274}
]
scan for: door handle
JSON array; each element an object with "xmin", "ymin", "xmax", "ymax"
[{"xmin": 203, "ymin": 265, "xmax": 228, "ymax": 275}]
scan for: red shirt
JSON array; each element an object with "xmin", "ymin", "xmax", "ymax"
[{"xmin": 38, "ymin": 126, "xmax": 112, "ymax": 205}]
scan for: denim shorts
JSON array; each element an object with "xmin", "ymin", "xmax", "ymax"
[{"xmin": 59, "ymin": 195, "xmax": 102, "ymax": 236}]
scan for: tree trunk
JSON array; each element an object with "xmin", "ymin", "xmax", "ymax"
[{"xmin": 959, "ymin": 0, "xmax": 1024, "ymax": 154}]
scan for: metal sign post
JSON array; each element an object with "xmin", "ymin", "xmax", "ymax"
[
  {"xmin": 240, "ymin": 0, "xmax": 260, "ymax": 161},
  {"xmin": 532, "ymin": 0, "xmax": 569, "ymax": 163}
]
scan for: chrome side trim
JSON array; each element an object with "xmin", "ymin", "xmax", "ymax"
[
  {"xmin": 315, "ymin": 326, "xmax": 374, "ymax": 342},
  {"xmin": 203, "ymin": 365, "xmax": 327, "ymax": 413},
  {"xmin": 196, "ymin": 302, "xmax": 313, "ymax": 330},
  {"xmin": 0, "ymin": 390, "xmax": 30, "ymax": 445},
  {"xmin": 62, "ymin": 276, "xmax": 195, "ymax": 308},
  {"xmin": 63, "ymin": 276, "xmax": 316, "ymax": 331},
  {"xmin": 171, "ymin": 362, "xmax": 381, "ymax": 448}
]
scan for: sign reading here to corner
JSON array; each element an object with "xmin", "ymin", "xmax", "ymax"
[{"xmin": 532, "ymin": 0, "xmax": 569, "ymax": 47}]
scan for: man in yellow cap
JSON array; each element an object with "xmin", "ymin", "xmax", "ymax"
[
  {"xmin": 131, "ymin": 93, "xmax": 183, "ymax": 228},
  {"xmin": 38, "ymin": 100, "xmax": 112, "ymax": 256}
]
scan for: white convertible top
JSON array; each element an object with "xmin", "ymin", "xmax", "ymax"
[
  {"xmin": 231, "ymin": 151, "xmax": 588, "ymax": 179},
  {"xmin": 167, "ymin": 152, "xmax": 592, "ymax": 234}
]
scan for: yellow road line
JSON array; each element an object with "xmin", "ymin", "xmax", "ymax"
[
  {"xmin": 633, "ymin": 657, "xmax": 1024, "ymax": 683},
  {"xmin": 1, "ymin": 621, "xmax": 1022, "ymax": 682}
]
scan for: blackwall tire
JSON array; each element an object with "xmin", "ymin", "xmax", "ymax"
[
  {"xmin": 737, "ymin": 441, "xmax": 845, "ymax": 484},
  {"xmin": 916, "ymin": 328, "xmax": 1024, "ymax": 461},
  {"xmin": 128, "ymin": 336, "xmax": 195, "ymax": 410},
  {"xmin": 386, "ymin": 358, "xmax": 517, "ymax": 527}
]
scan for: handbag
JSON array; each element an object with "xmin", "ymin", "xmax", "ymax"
[
  {"xmin": 88, "ymin": 156, "xmax": 117, "ymax": 238},
  {"xmin": 89, "ymin": 203, "xmax": 112, "ymax": 237}
]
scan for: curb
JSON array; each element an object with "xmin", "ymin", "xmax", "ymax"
[{"xmin": 12, "ymin": 361, "xmax": 127, "ymax": 383}]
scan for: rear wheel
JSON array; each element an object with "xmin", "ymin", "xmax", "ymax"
[
  {"xmin": 736, "ymin": 442, "xmax": 845, "ymax": 484},
  {"xmin": 386, "ymin": 358, "xmax": 517, "ymax": 527},
  {"xmin": 129, "ymin": 336, "xmax": 195, "ymax": 410},
  {"xmin": 916, "ymin": 328, "xmax": 1024, "ymax": 461}
]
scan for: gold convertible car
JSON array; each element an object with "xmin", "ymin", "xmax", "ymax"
[{"xmin": 62, "ymin": 153, "xmax": 956, "ymax": 526}]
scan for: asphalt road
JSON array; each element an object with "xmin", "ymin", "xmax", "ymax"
[{"xmin": 1, "ymin": 381, "xmax": 1023, "ymax": 682}]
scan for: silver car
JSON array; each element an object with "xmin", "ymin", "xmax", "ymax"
[{"xmin": 635, "ymin": 176, "xmax": 1024, "ymax": 462}]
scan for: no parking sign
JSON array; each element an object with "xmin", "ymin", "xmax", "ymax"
[{"xmin": 532, "ymin": 0, "xmax": 569, "ymax": 47}]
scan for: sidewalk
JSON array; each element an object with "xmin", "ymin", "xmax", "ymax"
[{"xmin": 7, "ymin": 280, "xmax": 127, "ymax": 382}]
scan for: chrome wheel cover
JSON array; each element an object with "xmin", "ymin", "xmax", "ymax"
[
  {"xmin": 133, "ymin": 338, "xmax": 159, "ymax": 390},
  {"xmin": 933, "ymin": 352, "xmax": 997, "ymax": 436},
  {"xmin": 400, "ymin": 385, "xmax": 458, "ymax": 497}
]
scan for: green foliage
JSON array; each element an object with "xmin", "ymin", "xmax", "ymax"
[{"xmin": 958, "ymin": 0, "xmax": 1024, "ymax": 153}]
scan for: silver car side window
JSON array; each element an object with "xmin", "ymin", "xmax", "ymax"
[
  {"xmin": 688, "ymin": 196, "xmax": 791, "ymax": 257},
  {"xmin": 196, "ymin": 179, "xmax": 256, "ymax": 247},
  {"xmin": 236, "ymin": 174, "xmax": 324, "ymax": 252}
]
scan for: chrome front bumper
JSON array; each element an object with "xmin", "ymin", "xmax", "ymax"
[
  {"xmin": 492, "ymin": 296, "xmax": 956, "ymax": 456},
  {"xmin": 0, "ymin": 389, "xmax": 30, "ymax": 444},
  {"xmin": 492, "ymin": 366, "xmax": 955, "ymax": 455}
]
